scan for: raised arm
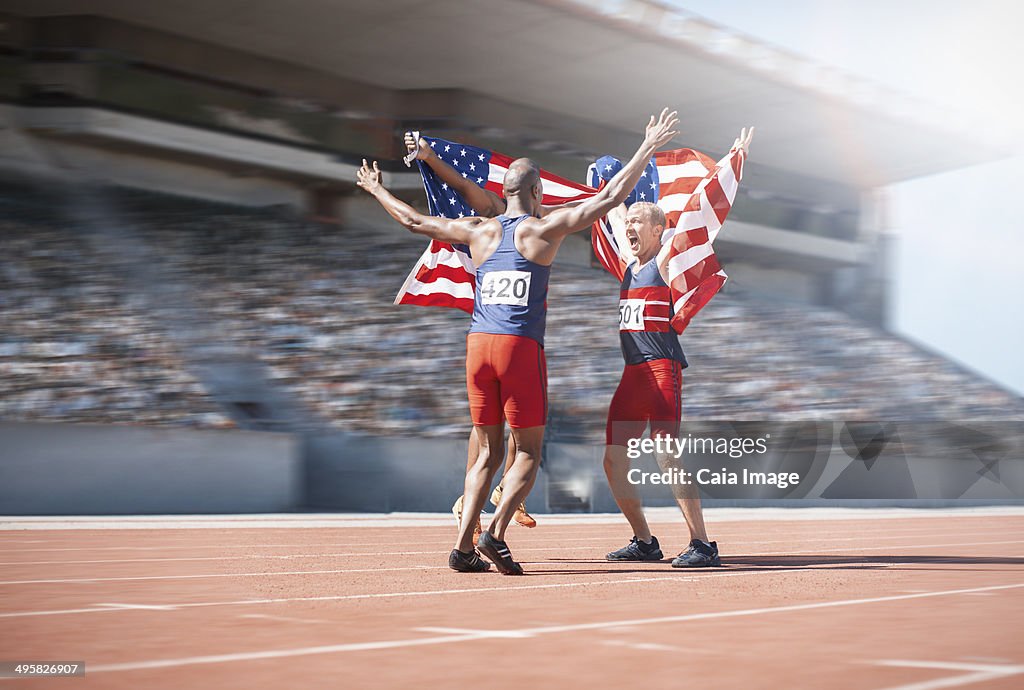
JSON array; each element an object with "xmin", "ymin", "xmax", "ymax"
[
  {"xmin": 405, "ymin": 132, "xmax": 506, "ymax": 218},
  {"xmin": 533, "ymin": 109, "xmax": 679, "ymax": 239},
  {"xmin": 732, "ymin": 126, "xmax": 754, "ymax": 156},
  {"xmin": 356, "ymin": 159, "xmax": 484, "ymax": 244}
]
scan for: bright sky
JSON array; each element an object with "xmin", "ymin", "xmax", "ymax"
[
  {"xmin": 889, "ymin": 156, "xmax": 1024, "ymax": 397},
  {"xmin": 675, "ymin": 0, "xmax": 1024, "ymax": 396},
  {"xmin": 673, "ymin": 0, "xmax": 1024, "ymax": 136}
]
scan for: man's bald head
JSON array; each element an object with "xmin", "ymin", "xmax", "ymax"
[{"xmin": 503, "ymin": 158, "xmax": 542, "ymax": 200}]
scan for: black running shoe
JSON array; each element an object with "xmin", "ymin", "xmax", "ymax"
[
  {"xmin": 605, "ymin": 536, "xmax": 664, "ymax": 561},
  {"xmin": 476, "ymin": 531, "xmax": 524, "ymax": 575},
  {"xmin": 448, "ymin": 548, "xmax": 490, "ymax": 573},
  {"xmin": 671, "ymin": 539, "xmax": 720, "ymax": 567}
]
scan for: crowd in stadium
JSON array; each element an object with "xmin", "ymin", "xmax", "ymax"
[
  {"xmin": 2, "ymin": 185, "xmax": 1022, "ymax": 442},
  {"xmin": 0, "ymin": 217, "xmax": 230, "ymax": 428}
]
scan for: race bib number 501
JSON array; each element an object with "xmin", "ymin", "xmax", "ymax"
[
  {"xmin": 618, "ymin": 298, "xmax": 646, "ymax": 330},
  {"xmin": 480, "ymin": 270, "xmax": 532, "ymax": 306}
]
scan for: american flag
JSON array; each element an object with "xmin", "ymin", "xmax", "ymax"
[
  {"xmin": 588, "ymin": 146, "xmax": 746, "ymax": 334},
  {"xmin": 394, "ymin": 136, "xmax": 593, "ymax": 312},
  {"xmin": 395, "ymin": 136, "xmax": 745, "ymax": 333}
]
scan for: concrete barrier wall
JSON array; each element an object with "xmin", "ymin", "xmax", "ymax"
[
  {"xmin": 2, "ymin": 423, "xmax": 1018, "ymax": 515},
  {"xmin": 0, "ymin": 422, "xmax": 301, "ymax": 514},
  {"xmin": 304, "ymin": 432, "xmax": 551, "ymax": 513}
]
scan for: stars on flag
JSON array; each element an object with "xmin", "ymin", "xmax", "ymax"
[{"xmin": 401, "ymin": 133, "xmax": 603, "ymax": 316}]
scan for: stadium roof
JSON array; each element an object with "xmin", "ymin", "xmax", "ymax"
[{"xmin": 0, "ymin": 0, "xmax": 1004, "ymax": 188}]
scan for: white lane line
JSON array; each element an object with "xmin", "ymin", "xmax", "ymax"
[
  {"xmin": 869, "ymin": 659, "xmax": 1024, "ymax": 690},
  {"xmin": 94, "ymin": 603, "xmax": 178, "ymax": 611},
  {"xmin": 777, "ymin": 539, "xmax": 1024, "ymax": 557},
  {"xmin": 0, "ymin": 527, "xmax": 974, "ymax": 553},
  {"xmin": 84, "ymin": 633, "xmax": 489, "ymax": 672},
  {"xmin": 1, "ymin": 555, "xmax": 331, "ymax": 566},
  {"xmin": 0, "ymin": 565, "xmax": 441, "ymax": 585},
  {"xmin": 497, "ymin": 583, "xmax": 1024, "ymax": 636},
  {"xmin": 414, "ymin": 627, "xmax": 532, "ymax": 639},
  {"xmin": 603, "ymin": 640, "xmax": 685, "ymax": 652},
  {"xmin": 0, "ymin": 543, "xmax": 323, "ymax": 553},
  {"xmin": 4, "ymin": 506, "xmax": 1020, "ymax": 531},
  {"xmin": 240, "ymin": 614, "xmax": 331, "ymax": 625},
  {"xmin": 4, "ymin": 537, "xmax": 1022, "ymax": 568},
  {"xmin": 0, "ymin": 558, "xmax": 894, "ymax": 587},
  {"xmin": 0, "ymin": 565, "xmax": 865, "ymax": 619},
  {"xmin": 1, "ymin": 535, "xmax": 629, "ymax": 553},
  {"xmin": 0, "ymin": 606, "xmax": 111, "ymax": 617},
  {"xmin": 874, "ymin": 660, "xmax": 1024, "ymax": 672},
  {"xmin": 77, "ymin": 583, "xmax": 1024, "ymax": 674},
  {"xmin": 0, "ymin": 546, "xmax": 603, "ymax": 566},
  {"xmin": 0, "ymin": 535, "xmax": 654, "ymax": 552}
]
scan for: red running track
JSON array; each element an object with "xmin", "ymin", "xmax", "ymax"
[{"xmin": 1, "ymin": 510, "xmax": 1022, "ymax": 689}]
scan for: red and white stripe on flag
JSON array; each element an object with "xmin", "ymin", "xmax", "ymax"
[
  {"xmin": 591, "ymin": 206, "xmax": 627, "ymax": 282},
  {"xmin": 591, "ymin": 146, "xmax": 746, "ymax": 333},
  {"xmin": 659, "ymin": 147, "xmax": 745, "ymax": 333},
  {"xmin": 393, "ymin": 240, "xmax": 477, "ymax": 312},
  {"xmin": 483, "ymin": 151, "xmax": 594, "ymax": 207}
]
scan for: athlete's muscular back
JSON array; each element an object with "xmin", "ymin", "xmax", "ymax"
[
  {"xmin": 462, "ymin": 213, "xmax": 578, "ymax": 268},
  {"xmin": 462, "ymin": 216, "xmax": 505, "ymax": 268},
  {"xmin": 511, "ymin": 212, "xmax": 579, "ymax": 266}
]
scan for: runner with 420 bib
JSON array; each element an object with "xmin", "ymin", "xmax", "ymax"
[{"xmin": 356, "ymin": 108, "xmax": 680, "ymax": 574}]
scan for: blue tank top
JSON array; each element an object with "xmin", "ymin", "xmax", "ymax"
[
  {"xmin": 618, "ymin": 259, "xmax": 688, "ymax": 367},
  {"xmin": 469, "ymin": 214, "xmax": 550, "ymax": 346}
]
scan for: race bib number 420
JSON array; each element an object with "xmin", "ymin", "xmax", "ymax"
[
  {"xmin": 618, "ymin": 298, "xmax": 646, "ymax": 330},
  {"xmin": 480, "ymin": 270, "xmax": 532, "ymax": 306}
]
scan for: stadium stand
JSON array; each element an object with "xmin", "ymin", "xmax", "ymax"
[{"xmin": 2, "ymin": 180, "xmax": 1022, "ymax": 441}]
